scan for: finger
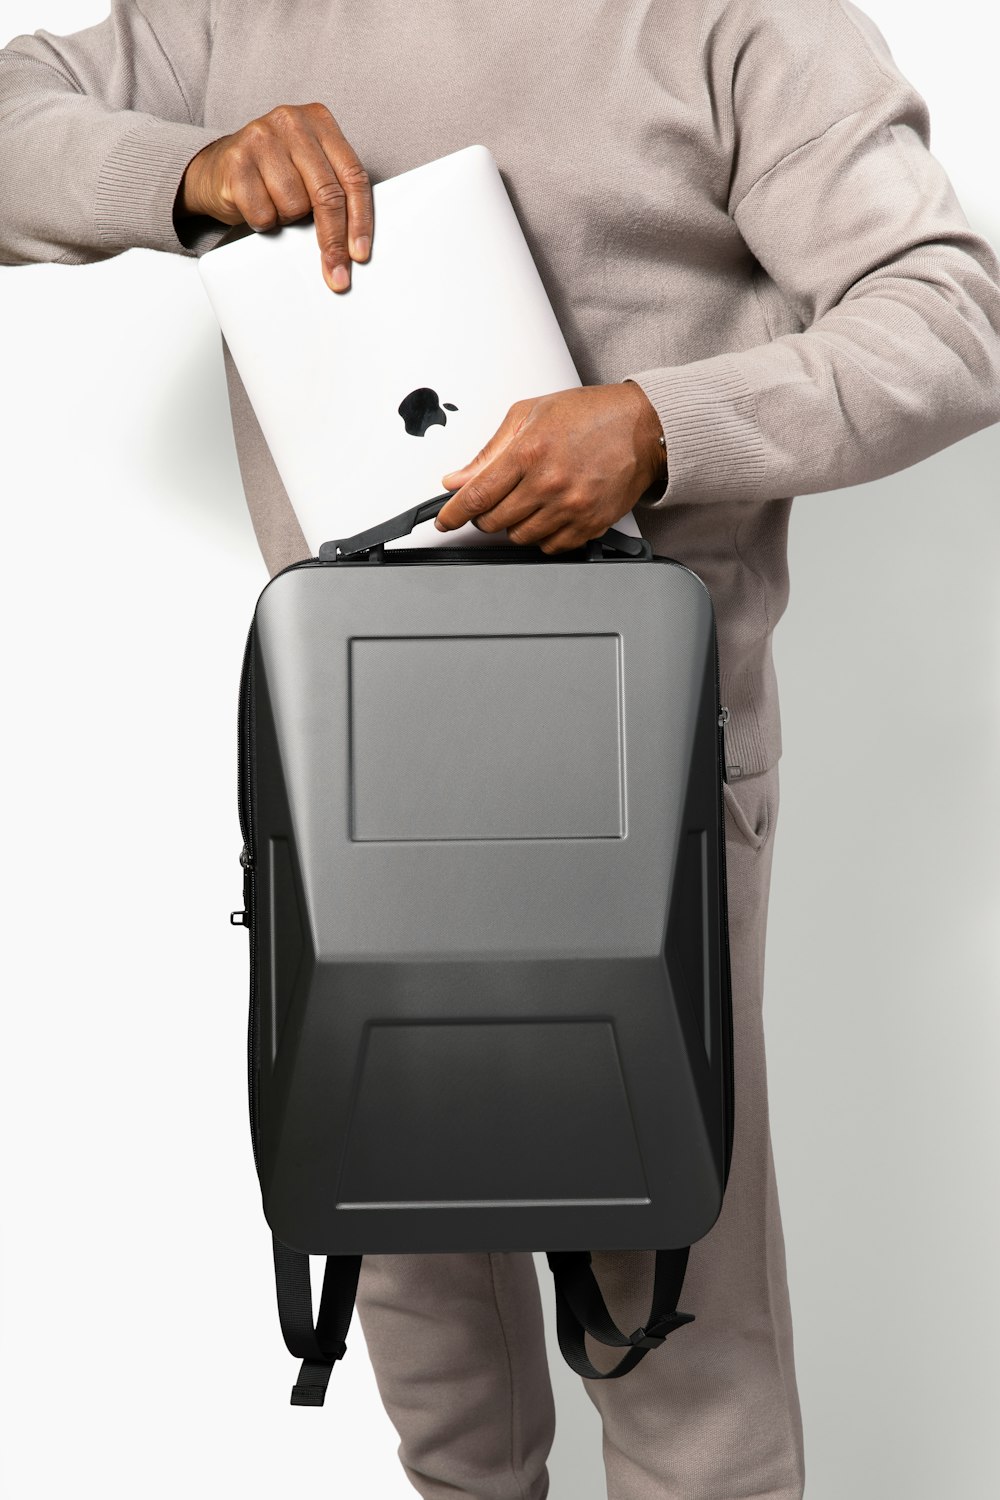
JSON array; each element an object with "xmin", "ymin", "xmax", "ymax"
[
  {"xmin": 229, "ymin": 162, "xmax": 281, "ymax": 231},
  {"xmin": 279, "ymin": 129, "xmax": 355, "ymax": 291},
  {"xmin": 534, "ymin": 522, "xmax": 590, "ymax": 554},
  {"xmin": 472, "ymin": 483, "xmax": 558, "ymax": 535},
  {"xmin": 491, "ymin": 504, "xmax": 546, "ymax": 541},
  {"xmin": 255, "ymin": 149, "xmax": 312, "ymax": 226},
  {"xmin": 505, "ymin": 509, "xmax": 568, "ymax": 547},
  {"xmin": 505, "ymin": 494, "xmax": 598, "ymax": 549},
  {"xmin": 311, "ymin": 120, "xmax": 374, "ymax": 285},
  {"xmin": 434, "ymin": 448, "xmax": 528, "ymax": 532}
]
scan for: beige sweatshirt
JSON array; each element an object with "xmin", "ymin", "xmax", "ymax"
[{"xmin": 2, "ymin": 0, "xmax": 999, "ymax": 776}]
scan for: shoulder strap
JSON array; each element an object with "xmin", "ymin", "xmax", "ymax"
[
  {"xmin": 272, "ymin": 1236, "xmax": 362, "ymax": 1406},
  {"xmin": 546, "ymin": 1247, "xmax": 695, "ymax": 1379}
]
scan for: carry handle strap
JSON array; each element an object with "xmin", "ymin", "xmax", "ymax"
[
  {"xmin": 319, "ymin": 492, "xmax": 650, "ymax": 561},
  {"xmin": 272, "ymin": 1236, "xmax": 362, "ymax": 1407},
  {"xmin": 319, "ymin": 492, "xmax": 457, "ymax": 559},
  {"xmin": 546, "ymin": 1247, "xmax": 695, "ymax": 1380}
]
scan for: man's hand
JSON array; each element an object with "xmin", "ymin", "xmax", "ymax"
[
  {"xmin": 435, "ymin": 381, "xmax": 668, "ymax": 551},
  {"xmin": 178, "ymin": 103, "xmax": 372, "ymax": 293}
]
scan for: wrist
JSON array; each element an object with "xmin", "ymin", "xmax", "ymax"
[
  {"xmin": 622, "ymin": 378, "xmax": 668, "ymax": 487},
  {"xmin": 177, "ymin": 147, "xmax": 211, "ymax": 218}
]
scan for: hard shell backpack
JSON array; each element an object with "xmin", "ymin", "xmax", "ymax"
[{"xmin": 231, "ymin": 495, "xmax": 734, "ymax": 1406}]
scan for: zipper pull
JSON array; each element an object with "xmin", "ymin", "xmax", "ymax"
[
  {"xmin": 717, "ymin": 705, "xmax": 730, "ymax": 785},
  {"xmin": 231, "ymin": 844, "xmax": 253, "ymax": 926}
]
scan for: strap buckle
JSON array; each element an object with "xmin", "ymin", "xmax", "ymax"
[{"xmin": 628, "ymin": 1310, "xmax": 696, "ymax": 1348}]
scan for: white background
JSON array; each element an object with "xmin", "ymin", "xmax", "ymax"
[{"xmin": 1, "ymin": 3, "xmax": 998, "ymax": 1497}]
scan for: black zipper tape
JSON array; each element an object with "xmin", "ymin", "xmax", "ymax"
[
  {"xmin": 712, "ymin": 624, "xmax": 736, "ymax": 1188},
  {"xmin": 237, "ymin": 620, "xmax": 261, "ymax": 1174}
]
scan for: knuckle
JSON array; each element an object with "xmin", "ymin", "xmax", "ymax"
[
  {"xmin": 276, "ymin": 195, "xmax": 311, "ymax": 223},
  {"xmin": 304, "ymin": 100, "xmax": 334, "ymax": 122},
  {"xmin": 537, "ymin": 465, "xmax": 565, "ymax": 495},
  {"xmin": 313, "ymin": 177, "xmax": 347, "ymax": 210},
  {"xmin": 241, "ymin": 118, "xmax": 271, "ymax": 148},
  {"xmin": 245, "ymin": 203, "xmax": 278, "ymax": 230},
  {"xmin": 462, "ymin": 481, "xmax": 491, "ymax": 515},
  {"xmin": 516, "ymin": 434, "xmax": 546, "ymax": 470},
  {"xmin": 267, "ymin": 104, "xmax": 300, "ymax": 132},
  {"xmin": 339, "ymin": 160, "xmax": 371, "ymax": 191}
]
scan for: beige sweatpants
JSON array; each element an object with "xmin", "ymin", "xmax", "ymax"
[{"xmin": 355, "ymin": 762, "xmax": 805, "ymax": 1500}]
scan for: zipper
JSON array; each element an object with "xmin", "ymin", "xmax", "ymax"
[
  {"xmin": 325, "ymin": 542, "xmax": 651, "ymax": 567},
  {"xmin": 258, "ymin": 538, "xmax": 646, "ymax": 583},
  {"xmin": 237, "ymin": 618, "xmax": 254, "ymax": 854},
  {"xmin": 712, "ymin": 628, "xmax": 736, "ymax": 1190},
  {"xmin": 234, "ymin": 619, "xmax": 261, "ymax": 1174},
  {"xmin": 378, "ymin": 546, "xmax": 528, "ymax": 562}
]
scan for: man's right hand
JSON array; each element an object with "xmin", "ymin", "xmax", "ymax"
[{"xmin": 178, "ymin": 103, "xmax": 373, "ymax": 293}]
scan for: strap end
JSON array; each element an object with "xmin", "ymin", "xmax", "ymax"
[
  {"xmin": 290, "ymin": 1382, "xmax": 327, "ymax": 1408},
  {"xmin": 289, "ymin": 1351, "xmax": 345, "ymax": 1407}
]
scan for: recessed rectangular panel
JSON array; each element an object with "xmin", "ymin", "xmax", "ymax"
[
  {"xmin": 349, "ymin": 634, "xmax": 623, "ymax": 841},
  {"xmin": 336, "ymin": 1019, "xmax": 648, "ymax": 1208}
]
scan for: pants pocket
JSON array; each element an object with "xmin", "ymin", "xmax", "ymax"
[{"xmin": 722, "ymin": 765, "xmax": 778, "ymax": 853}]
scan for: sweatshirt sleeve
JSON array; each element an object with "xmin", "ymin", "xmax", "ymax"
[
  {"xmin": 0, "ymin": 0, "xmax": 232, "ymax": 265},
  {"xmin": 626, "ymin": 0, "xmax": 1000, "ymax": 509}
]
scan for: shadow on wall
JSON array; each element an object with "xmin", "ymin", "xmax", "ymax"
[
  {"xmin": 766, "ymin": 414, "xmax": 1000, "ymax": 1500},
  {"xmin": 776, "ymin": 415, "xmax": 1000, "ymax": 715},
  {"xmin": 139, "ymin": 324, "xmax": 262, "ymax": 565}
]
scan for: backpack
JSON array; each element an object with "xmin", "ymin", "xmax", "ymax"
[{"xmin": 230, "ymin": 495, "xmax": 733, "ymax": 1406}]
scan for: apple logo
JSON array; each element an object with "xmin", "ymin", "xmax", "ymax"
[{"xmin": 398, "ymin": 387, "xmax": 458, "ymax": 437}]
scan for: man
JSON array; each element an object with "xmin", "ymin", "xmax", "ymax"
[{"xmin": 2, "ymin": 3, "xmax": 998, "ymax": 1497}]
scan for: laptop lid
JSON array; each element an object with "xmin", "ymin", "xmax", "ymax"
[{"xmin": 198, "ymin": 143, "xmax": 639, "ymax": 554}]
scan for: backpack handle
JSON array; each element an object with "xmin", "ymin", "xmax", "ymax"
[{"xmin": 319, "ymin": 492, "xmax": 650, "ymax": 561}]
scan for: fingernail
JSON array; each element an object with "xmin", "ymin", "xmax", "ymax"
[
  {"xmin": 329, "ymin": 263, "xmax": 350, "ymax": 291},
  {"xmin": 434, "ymin": 519, "xmax": 446, "ymax": 530},
  {"xmin": 351, "ymin": 235, "xmax": 370, "ymax": 260}
]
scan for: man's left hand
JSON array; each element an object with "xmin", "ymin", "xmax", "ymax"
[{"xmin": 435, "ymin": 382, "xmax": 668, "ymax": 551}]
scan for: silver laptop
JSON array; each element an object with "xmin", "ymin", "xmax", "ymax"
[{"xmin": 198, "ymin": 143, "xmax": 638, "ymax": 554}]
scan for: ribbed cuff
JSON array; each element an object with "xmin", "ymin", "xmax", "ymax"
[
  {"xmin": 95, "ymin": 117, "xmax": 231, "ymax": 257},
  {"xmin": 625, "ymin": 356, "xmax": 768, "ymax": 510},
  {"xmin": 718, "ymin": 669, "xmax": 782, "ymax": 778}
]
